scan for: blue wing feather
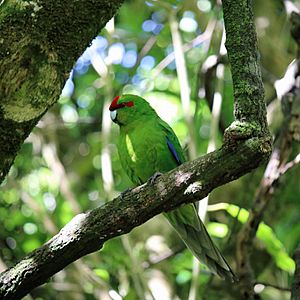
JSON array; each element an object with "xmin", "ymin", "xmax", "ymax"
[{"xmin": 166, "ymin": 136, "xmax": 182, "ymax": 166}]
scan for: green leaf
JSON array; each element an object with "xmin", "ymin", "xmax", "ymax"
[
  {"xmin": 94, "ymin": 268, "xmax": 110, "ymax": 281},
  {"xmin": 207, "ymin": 222, "xmax": 228, "ymax": 238},
  {"xmin": 257, "ymin": 223, "xmax": 295, "ymax": 273},
  {"xmin": 221, "ymin": 203, "xmax": 295, "ymax": 273},
  {"xmin": 22, "ymin": 239, "xmax": 41, "ymax": 253},
  {"xmin": 176, "ymin": 269, "xmax": 192, "ymax": 284}
]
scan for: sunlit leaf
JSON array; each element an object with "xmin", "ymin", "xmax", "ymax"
[
  {"xmin": 94, "ymin": 268, "xmax": 110, "ymax": 281},
  {"xmin": 224, "ymin": 204, "xmax": 295, "ymax": 273},
  {"xmin": 176, "ymin": 269, "xmax": 192, "ymax": 284},
  {"xmin": 207, "ymin": 222, "xmax": 228, "ymax": 238}
]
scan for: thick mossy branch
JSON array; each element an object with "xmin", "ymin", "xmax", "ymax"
[
  {"xmin": 222, "ymin": 0, "xmax": 269, "ymax": 136},
  {"xmin": 0, "ymin": 0, "xmax": 123, "ymax": 183},
  {"xmin": 0, "ymin": 137, "xmax": 271, "ymax": 300}
]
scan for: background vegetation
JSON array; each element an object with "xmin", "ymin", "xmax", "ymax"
[{"xmin": 1, "ymin": 0, "xmax": 300, "ymax": 299}]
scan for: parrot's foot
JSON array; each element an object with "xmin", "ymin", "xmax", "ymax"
[{"xmin": 148, "ymin": 172, "xmax": 163, "ymax": 185}]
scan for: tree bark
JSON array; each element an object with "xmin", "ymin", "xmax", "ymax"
[
  {"xmin": 222, "ymin": 0, "xmax": 269, "ymax": 140},
  {"xmin": 0, "ymin": 0, "xmax": 123, "ymax": 183},
  {"xmin": 0, "ymin": 0, "xmax": 272, "ymax": 299},
  {"xmin": 0, "ymin": 137, "xmax": 270, "ymax": 299}
]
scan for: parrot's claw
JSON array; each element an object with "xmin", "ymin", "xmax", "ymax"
[{"xmin": 148, "ymin": 172, "xmax": 163, "ymax": 185}]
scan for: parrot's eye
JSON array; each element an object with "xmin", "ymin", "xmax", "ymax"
[{"xmin": 109, "ymin": 96, "xmax": 134, "ymax": 111}]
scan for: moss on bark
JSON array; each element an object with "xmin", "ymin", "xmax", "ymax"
[
  {"xmin": 222, "ymin": 0, "xmax": 269, "ymax": 137},
  {"xmin": 0, "ymin": 0, "xmax": 124, "ymax": 183}
]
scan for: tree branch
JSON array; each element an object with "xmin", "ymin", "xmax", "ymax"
[
  {"xmin": 0, "ymin": 137, "xmax": 270, "ymax": 299},
  {"xmin": 237, "ymin": 11, "xmax": 300, "ymax": 299},
  {"xmin": 222, "ymin": 0, "xmax": 269, "ymax": 138},
  {"xmin": 0, "ymin": 0, "xmax": 124, "ymax": 183}
]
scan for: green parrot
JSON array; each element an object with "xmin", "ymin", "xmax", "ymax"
[{"xmin": 109, "ymin": 94, "xmax": 235, "ymax": 281}]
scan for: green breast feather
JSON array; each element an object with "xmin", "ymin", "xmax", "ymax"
[{"xmin": 118, "ymin": 116, "xmax": 184, "ymax": 185}]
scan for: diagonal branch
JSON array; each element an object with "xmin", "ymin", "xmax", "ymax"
[{"xmin": 0, "ymin": 137, "xmax": 270, "ymax": 300}]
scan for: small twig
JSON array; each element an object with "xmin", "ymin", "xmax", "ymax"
[
  {"xmin": 283, "ymin": 0, "xmax": 300, "ymax": 16},
  {"xmin": 169, "ymin": 11, "xmax": 197, "ymax": 160},
  {"xmin": 42, "ymin": 142, "xmax": 81, "ymax": 214},
  {"xmin": 136, "ymin": 36, "xmax": 157, "ymax": 66},
  {"xmin": 20, "ymin": 191, "xmax": 57, "ymax": 235},
  {"xmin": 280, "ymin": 153, "xmax": 300, "ymax": 176},
  {"xmin": 143, "ymin": 246, "xmax": 185, "ymax": 268},
  {"xmin": 255, "ymin": 281, "xmax": 290, "ymax": 293},
  {"xmin": 152, "ymin": 19, "xmax": 216, "ymax": 78}
]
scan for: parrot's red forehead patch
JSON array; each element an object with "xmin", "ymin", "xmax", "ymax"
[{"xmin": 109, "ymin": 96, "xmax": 134, "ymax": 111}]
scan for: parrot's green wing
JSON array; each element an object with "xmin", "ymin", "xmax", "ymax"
[
  {"xmin": 158, "ymin": 119, "xmax": 236, "ymax": 281},
  {"xmin": 158, "ymin": 119, "xmax": 186, "ymax": 165}
]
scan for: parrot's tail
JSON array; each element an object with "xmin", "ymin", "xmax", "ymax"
[{"xmin": 164, "ymin": 204, "xmax": 237, "ymax": 282}]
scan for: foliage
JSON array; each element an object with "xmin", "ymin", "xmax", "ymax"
[{"xmin": 1, "ymin": 0, "xmax": 300, "ymax": 299}]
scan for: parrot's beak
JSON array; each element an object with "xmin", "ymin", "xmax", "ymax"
[{"xmin": 110, "ymin": 110, "xmax": 117, "ymax": 123}]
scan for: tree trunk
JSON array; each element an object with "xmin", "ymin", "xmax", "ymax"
[{"xmin": 0, "ymin": 0, "xmax": 123, "ymax": 183}]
